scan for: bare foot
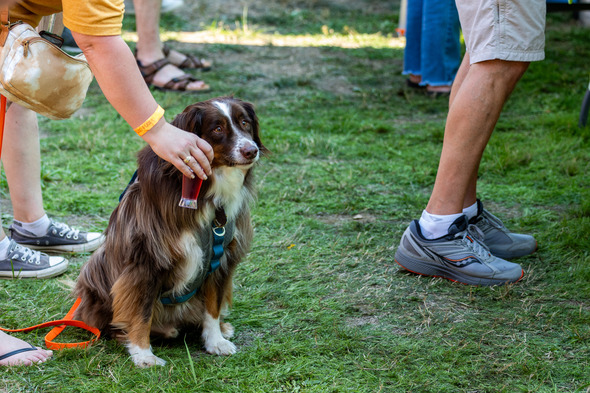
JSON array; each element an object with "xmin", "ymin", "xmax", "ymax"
[
  {"xmin": 0, "ymin": 331, "xmax": 52, "ymax": 366},
  {"xmin": 426, "ymin": 85, "xmax": 452, "ymax": 94}
]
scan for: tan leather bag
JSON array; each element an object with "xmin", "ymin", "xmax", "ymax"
[{"xmin": 0, "ymin": 11, "xmax": 93, "ymax": 120}]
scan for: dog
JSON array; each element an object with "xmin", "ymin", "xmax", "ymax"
[{"xmin": 74, "ymin": 96, "xmax": 265, "ymax": 367}]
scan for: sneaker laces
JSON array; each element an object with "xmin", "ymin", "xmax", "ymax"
[
  {"xmin": 51, "ymin": 220, "xmax": 81, "ymax": 240},
  {"xmin": 479, "ymin": 210, "xmax": 506, "ymax": 231},
  {"xmin": 459, "ymin": 225, "xmax": 492, "ymax": 260},
  {"xmin": 8, "ymin": 242, "xmax": 41, "ymax": 264}
]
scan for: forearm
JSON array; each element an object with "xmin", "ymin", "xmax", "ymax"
[
  {"xmin": 70, "ymin": 32, "xmax": 213, "ymax": 179},
  {"xmin": 72, "ymin": 33, "xmax": 157, "ymax": 129}
]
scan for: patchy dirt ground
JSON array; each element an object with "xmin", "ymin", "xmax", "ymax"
[
  {"xmin": 159, "ymin": 0, "xmax": 403, "ymax": 104},
  {"xmin": 183, "ymin": 0, "xmax": 397, "ymax": 28}
]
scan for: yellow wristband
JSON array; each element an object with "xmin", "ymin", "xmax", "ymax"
[{"xmin": 134, "ymin": 105, "xmax": 165, "ymax": 136}]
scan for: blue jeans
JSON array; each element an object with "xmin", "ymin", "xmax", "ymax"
[{"xmin": 403, "ymin": 0, "xmax": 461, "ymax": 87}]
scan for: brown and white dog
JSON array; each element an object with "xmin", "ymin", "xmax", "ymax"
[{"xmin": 74, "ymin": 96, "xmax": 265, "ymax": 367}]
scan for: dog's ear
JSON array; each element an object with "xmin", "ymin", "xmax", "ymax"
[
  {"xmin": 171, "ymin": 104, "xmax": 205, "ymax": 136},
  {"xmin": 242, "ymin": 101, "xmax": 267, "ymax": 154}
]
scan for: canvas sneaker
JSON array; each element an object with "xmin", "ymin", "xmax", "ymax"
[
  {"xmin": 394, "ymin": 215, "xmax": 524, "ymax": 286},
  {"xmin": 470, "ymin": 200, "xmax": 537, "ymax": 259},
  {"xmin": 0, "ymin": 240, "xmax": 68, "ymax": 279},
  {"xmin": 9, "ymin": 219, "xmax": 104, "ymax": 253}
]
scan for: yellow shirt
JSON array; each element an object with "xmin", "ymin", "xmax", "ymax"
[{"xmin": 9, "ymin": 0, "xmax": 124, "ymax": 36}]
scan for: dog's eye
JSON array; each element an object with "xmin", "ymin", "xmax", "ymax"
[
  {"xmin": 241, "ymin": 119, "xmax": 251, "ymax": 130},
  {"xmin": 214, "ymin": 126, "xmax": 223, "ymax": 133}
]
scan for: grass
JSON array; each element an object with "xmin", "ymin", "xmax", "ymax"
[{"xmin": 1, "ymin": 1, "xmax": 590, "ymax": 392}]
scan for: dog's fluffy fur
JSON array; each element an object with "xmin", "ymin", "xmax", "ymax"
[{"xmin": 74, "ymin": 96, "xmax": 265, "ymax": 367}]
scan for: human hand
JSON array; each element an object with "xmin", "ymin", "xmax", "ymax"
[{"xmin": 141, "ymin": 120, "xmax": 213, "ymax": 180}]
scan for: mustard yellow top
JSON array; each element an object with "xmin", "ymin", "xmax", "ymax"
[{"xmin": 9, "ymin": 0, "xmax": 124, "ymax": 36}]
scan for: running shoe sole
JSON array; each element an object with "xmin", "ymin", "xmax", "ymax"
[{"xmin": 395, "ymin": 249, "xmax": 523, "ymax": 286}]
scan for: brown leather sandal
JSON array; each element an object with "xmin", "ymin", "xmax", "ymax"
[
  {"xmin": 163, "ymin": 44, "xmax": 212, "ymax": 71},
  {"xmin": 137, "ymin": 58, "xmax": 210, "ymax": 92}
]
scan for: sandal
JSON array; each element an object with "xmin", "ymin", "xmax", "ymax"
[
  {"xmin": 163, "ymin": 44, "xmax": 212, "ymax": 71},
  {"xmin": 137, "ymin": 58, "xmax": 210, "ymax": 92}
]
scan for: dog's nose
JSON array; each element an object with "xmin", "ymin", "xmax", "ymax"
[{"xmin": 240, "ymin": 144, "xmax": 259, "ymax": 160}]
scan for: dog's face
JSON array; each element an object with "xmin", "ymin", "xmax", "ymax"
[{"xmin": 172, "ymin": 97, "xmax": 265, "ymax": 169}]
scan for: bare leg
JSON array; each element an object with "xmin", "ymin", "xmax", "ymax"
[
  {"xmin": 133, "ymin": 0, "xmax": 208, "ymax": 91},
  {"xmin": 426, "ymin": 58, "xmax": 529, "ymax": 216},
  {"xmin": 134, "ymin": 0, "xmax": 164, "ymax": 62},
  {"xmin": 1, "ymin": 103, "xmax": 45, "ymax": 229}
]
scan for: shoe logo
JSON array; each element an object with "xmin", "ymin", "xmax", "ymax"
[
  {"xmin": 440, "ymin": 255, "xmax": 480, "ymax": 267},
  {"xmin": 421, "ymin": 244, "xmax": 482, "ymax": 268},
  {"xmin": 411, "ymin": 231, "xmax": 484, "ymax": 268}
]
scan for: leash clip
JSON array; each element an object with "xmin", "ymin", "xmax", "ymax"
[{"xmin": 212, "ymin": 225, "xmax": 226, "ymax": 237}]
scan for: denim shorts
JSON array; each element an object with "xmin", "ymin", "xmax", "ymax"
[{"xmin": 456, "ymin": 0, "xmax": 546, "ymax": 63}]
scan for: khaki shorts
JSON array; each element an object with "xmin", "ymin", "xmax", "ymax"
[{"xmin": 456, "ymin": 0, "xmax": 546, "ymax": 64}]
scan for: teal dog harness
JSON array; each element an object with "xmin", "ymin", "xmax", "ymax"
[{"xmin": 160, "ymin": 208, "xmax": 234, "ymax": 305}]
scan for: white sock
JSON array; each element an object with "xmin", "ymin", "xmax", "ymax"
[
  {"xmin": 13, "ymin": 214, "xmax": 51, "ymax": 237},
  {"xmin": 462, "ymin": 201, "xmax": 478, "ymax": 221},
  {"xmin": 418, "ymin": 210, "xmax": 463, "ymax": 239},
  {"xmin": 0, "ymin": 236, "xmax": 11, "ymax": 259}
]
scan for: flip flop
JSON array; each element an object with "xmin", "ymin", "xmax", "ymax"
[
  {"xmin": 136, "ymin": 58, "xmax": 211, "ymax": 93},
  {"xmin": 0, "ymin": 343, "xmax": 37, "ymax": 362}
]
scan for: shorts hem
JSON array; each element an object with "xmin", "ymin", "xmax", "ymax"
[{"xmin": 469, "ymin": 50, "xmax": 545, "ymax": 64}]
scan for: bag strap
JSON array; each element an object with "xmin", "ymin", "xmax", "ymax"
[
  {"xmin": 0, "ymin": 297, "xmax": 101, "ymax": 350},
  {"xmin": 0, "ymin": 7, "xmax": 9, "ymax": 47},
  {"xmin": 0, "ymin": 95, "xmax": 5, "ymax": 159}
]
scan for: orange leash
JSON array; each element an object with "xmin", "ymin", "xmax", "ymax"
[{"xmin": 0, "ymin": 297, "xmax": 101, "ymax": 350}]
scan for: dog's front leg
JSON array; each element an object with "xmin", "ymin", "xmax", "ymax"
[
  {"xmin": 111, "ymin": 274, "xmax": 166, "ymax": 367},
  {"xmin": 201, "ymin": 279, "xmax": 236, "ymax": 355}
]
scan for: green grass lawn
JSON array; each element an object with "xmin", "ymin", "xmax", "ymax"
[{"xmin": 1, "ymin": 1, "xmax": 589, "ymax": 392}]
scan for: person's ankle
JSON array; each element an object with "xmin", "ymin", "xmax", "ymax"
[
  {"xmin": 408, "ymin": 74, "xmax": 422, "ymax": 84},
  {"xmin": 135, "ymin": 47, "xmax": 166, "ymax": 65}
]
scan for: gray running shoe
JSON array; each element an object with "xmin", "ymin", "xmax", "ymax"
[
  {"xmin": 9, "ymin": 219, "xmax": 104, "ymax": 253},
  {"xmin": 394, "ymin": 216, "xmax": 524, "ymax": 286},
  {"xmin": 470, "ymin": 200, "xmax": 537, "ymax": 259},
  {"xmin": 0, "ymin": 240, "xmax": 68, "ymax": 279}
]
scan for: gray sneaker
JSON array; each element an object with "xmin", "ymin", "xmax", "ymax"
[
  {"xmin": 469, "ymin": 200, "xmax": 537, "ymax": 259},
  {"xmin": 394, "ymin": 215, "xmax": 524, "ymax": 286},
  {"xmin": 9, "ymin": 219, "xmax": 104, "ymax": 253},
  {"xmin": 0, "ymin": 240, "xmax": 68, "ymax": 279}
]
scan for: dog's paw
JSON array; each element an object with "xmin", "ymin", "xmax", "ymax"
[
  {"xmin": 220, "ymin": 322, "xmax": 234, "ymax": 339},
  {"xmin": 204, "ymin": 338, "xmax": 237, "ymax": 356},
  {"xmin": 128, "ymin": 345, "xmax": 167, "ymax": 368},
  {"xmin": 131, "ymin": 353, "xmax": 167, "ymax": 368}
]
